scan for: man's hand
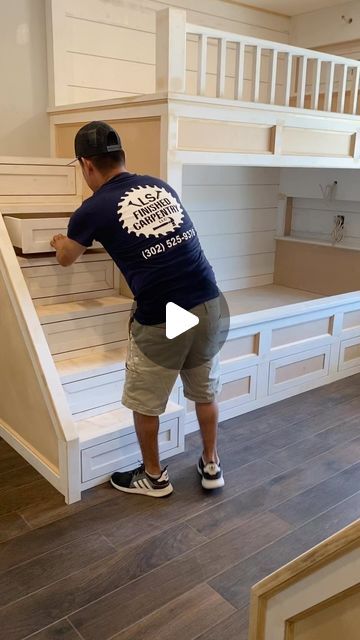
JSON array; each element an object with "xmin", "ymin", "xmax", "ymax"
[{"xmin": 50, "ymin": 234, "xmax": 87, "ymax": 267}]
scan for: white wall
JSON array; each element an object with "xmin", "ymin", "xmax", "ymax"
[
  {"xmin": 182, "ymin": 166, "xmax": 279, "ymax": 292},
  {"xmin": 280, "ymin": 167, "xmax": 360, "ymax": 249},
  {"xmin": 291, "ymin": 0, "xmax": 360, "ymax": 48},
  {"xmin": 46, "ymin": 0, "xmax": 290, "ymax": 106},
  {"xmin": 292, "ymin": 198, "xmax": 360, "ymax": 248},
  {"xmin": 0, "ymin": 0, "xmax": 49, "ymax": 156}
]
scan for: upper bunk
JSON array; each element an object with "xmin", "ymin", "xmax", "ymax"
[{"xmin": 48, "ymin": 8, "xmax": 360, "ymax": 173}]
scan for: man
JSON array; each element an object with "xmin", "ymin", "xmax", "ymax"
[{"xmin": 51, "ymin": 121, "xmax": 224, "ymax": 498}]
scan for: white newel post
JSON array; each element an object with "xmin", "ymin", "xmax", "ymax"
[{"xmin": 156, "ymin": 8, "xmax": 187, "ymax": 93}]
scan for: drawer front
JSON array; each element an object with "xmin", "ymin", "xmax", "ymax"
[
  {"xmin": 5, "ymin": 216, "xmax": 70, "ymax": 253},
  {"xmin": 339, "ymin": 337, "xmax": 360, "ymax": 372},
  {"xmin": 63, "ymin": 369, "xmax": 125, "ymax": 415},
  {"xmin": 271, "ymin": 317, "xmax": 333, "ymax": 352},
  {"xmin": 186, "ymin": 366, "xmax": 257, "ymax": 419},
  {"xmin": 0, "ymin": 164, "xmax": 77, "ymax": 197},
  {"xmin": 23, "ymin": 260, "xmax": 114, "ymax": 301},
  {"xmin": 4, "ymin": 215, "xmax": 101, "ymax": 253},
  {"xmin": 269, "ymin": 346, "xmax": 330, "ymax": 395},
  {"xmin": 43, "ymin": 311, "xmax": 129, "ymax": 356},
  {"xmin": 81, "ymin": 417, "xmax": 179, "ymax": 482},
  {"xmin": 220, "ymin": 332, "xmax": 259, "ymax": 364}
]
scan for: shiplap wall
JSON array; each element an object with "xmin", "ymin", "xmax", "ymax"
[
  {"xmin": 292, "ymin": 198, "xmax": 360, "ymax": 248},
  {"xmin": 182, "ymin": 166, "xmax": 279, "ymax": 292},
  {"xmin": 318, "ymin": 40, "xmax": 360, "ymax": 62},
  {"xmin": 46, "ymin": 0, "xmax": 290, "ymax": 105},
  {"xmin": 291, "ymin": 0, "xmax": 360, "ymax": 48},
  {"xmin": 1, "ymin": 0, "xmax": 50, "ymax": 156}
]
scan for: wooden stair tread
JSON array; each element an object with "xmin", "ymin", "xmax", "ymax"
[
  {"xmin": 17, "ymin": 249, "xmax": 111, "ymax": 268},
  {"xmin": 56, "ymin": 346, "xmax": 127, "ymax": 382},
  {"xmin": 76, "ymin": 401, "xmax": 183, "ymax": 445},
  {"xmin": 37, "ymin": 294, "xmax": 133, "ymax": 324}
]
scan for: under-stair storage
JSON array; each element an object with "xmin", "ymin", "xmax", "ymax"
[
  {"xmin": 4, "ymin": 214, "xmax": 72, "ymax": 253},
  {"xmin": 78, "ymin": 403, "xmax": 183, "ymax": 488},
  {"xmin": 0, "ymin": 157, "xmax": 186, "ymax": 503},
  {"xmin": 19, "ymin": 253, "xmax": 118, "ymax": 305}
]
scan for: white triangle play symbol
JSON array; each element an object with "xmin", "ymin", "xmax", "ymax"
[{"xmin": 166, "ymin": 302, "xmax": 199, "ymax": 340}]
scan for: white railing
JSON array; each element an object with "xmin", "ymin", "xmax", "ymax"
[{"xmin": 156, "ymin": 9, "xmax": 360, "ymax": 116}]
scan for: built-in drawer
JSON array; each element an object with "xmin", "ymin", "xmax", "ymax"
[
  {"xmin": 4, "ymin": 214, "xmax": 71, "ymax": 253},
  {"xmin": 63, "ymin": 369, "xmax": 126, "ymax": 417},
  {"xmin": 339, "ymin": 336, "xmax": 360, "ymax": 372},
  {"xmin": 43, "ymin": 310, "xmax": 129, "ymax": 358},
  {"xmin": 269, "ymin": 345, "xmax": 331, "ymax": 395},
  {"xmin": 185, "ymin": 365, "xmax": 257, "ymax": 429},
  {"xmin": 81, "ymin": 417, "xmax": 180, "ymax": 482},
  {"xmin": 22, "ymin": 259, "xmax": 115, "ymax": 302}
]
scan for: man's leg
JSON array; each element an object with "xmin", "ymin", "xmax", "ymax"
[
  {"xmin": 133, "ymin": 411, "xmax": 161, "ymax": 476},
  {"xmin": 195, "ymin": 400, "xmax": 219, "ymax": 464}
]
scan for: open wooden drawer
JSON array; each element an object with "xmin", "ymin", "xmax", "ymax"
[{"xmin": 4, "ymin": 214, "xmax": 71, "ymax": 253}]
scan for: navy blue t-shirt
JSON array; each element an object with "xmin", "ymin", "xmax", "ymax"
[{"xmin": 67, "ymin": 172, "xmax": 218, "ymax": 324}]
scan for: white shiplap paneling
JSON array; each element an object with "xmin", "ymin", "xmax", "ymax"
[
  {"xmin": 292, "ymin": 197, "xmax": 360, "ymax": 248},
  {"xmin": 182, "ymin": 166, "xmax": 280, "ymax": 291},
  {"xmin": 47, "ymin": 0, "xmax": 290, "ymax": 105}
]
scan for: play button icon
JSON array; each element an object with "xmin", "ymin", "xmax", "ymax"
[
  {"xmin": 166, "ymin": 302, "xmax": 199, "ymax": 339},
  {"xmin": 129, "ymin": 278, "xmax": 230, "ymax": 370}
]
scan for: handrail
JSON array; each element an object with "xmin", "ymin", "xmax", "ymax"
[
  {"xmin": 186, "ymin": 22, "xmax": 360, "ymax": 68},
  {"xmin": 156, "ymin": 8, "xmax": 360, "ymax": 115}
]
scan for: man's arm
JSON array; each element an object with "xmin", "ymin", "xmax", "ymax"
[{"xmin": 50, "ymin": 234, "xmax": 87, "ymax": 266}]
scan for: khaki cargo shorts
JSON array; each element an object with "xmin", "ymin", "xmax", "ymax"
[{"xmin": 122, "ymin": 298, "xmax": 222, "ymax": 416}]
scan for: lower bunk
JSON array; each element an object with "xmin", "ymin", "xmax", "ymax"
[{"xmin": 54, "ymin": 280, "xmax": 360, "ymax": 491}]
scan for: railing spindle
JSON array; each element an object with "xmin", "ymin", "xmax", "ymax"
[
  {"xmin": 252, "ymin": 46, "xmax": 262, "ymax": 102},
  {"xmin": 296, "ymin": 56, "xmax": 307, "ymax": 108},
  {"xmin": 325, "ymin": 61, "xmax": 335, "ymax": 111},
  {"xmin": 269, "ymin": 49, "xmax": 278, "ymax": 105},
  {"xmin": 351, "ymin": 66, "xmax": 360, "ymax": 115},
  {"xmin": 311, "ymin": 59, "xmax": 321, "ymax": 110},
  {"xmin": 216, "ymin": 38, "xmax": 226, "ymax": 98},
  {"xmin": 185, "ymin": 19, "xmax": 360, "ymax": 115},
  {"xmin": 235, "ymin": 41, "xmax": 245, "ymax": 101},
  {"xmin": 337, "ymin": 64, "xmax": 348, "ymax": 114},
  {"xmin": 197, "ymin": 35, "xmax": 207, "ymax": 96},
  {"xmin": 284, "ymin": 52, "xmax": 293, "ymax": 106}
]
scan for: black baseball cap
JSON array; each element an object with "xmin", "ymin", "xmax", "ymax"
[{"xmin": 74, "ymin": 121, "xmax": 122, "ymax": 159}]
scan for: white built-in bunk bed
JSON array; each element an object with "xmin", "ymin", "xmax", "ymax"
[{"xmin": 2, "ymin": 8, "xmax": 360, "ymax": 502}]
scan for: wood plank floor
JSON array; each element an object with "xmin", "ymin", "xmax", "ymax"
[{"xmin": 1, "ymin": 375, "xmax": 360, "ymax": 640}]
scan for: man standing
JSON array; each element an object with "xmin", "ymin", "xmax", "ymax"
[{"xmin": 51, "ymin": 121, "xmax": 224, "ymax": 498}]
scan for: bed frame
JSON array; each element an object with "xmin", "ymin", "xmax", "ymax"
[{"xmin": 1, "ymin": 9, "xmax": 360, "ymax": 502}]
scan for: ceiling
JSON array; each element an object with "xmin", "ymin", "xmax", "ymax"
[{"xmin": 237, "ymin": 1, "xmax": 353, "ymax": 17}]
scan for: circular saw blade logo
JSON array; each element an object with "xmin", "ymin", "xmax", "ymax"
[{"xmin": 118, "ymin": 185, "xmax": 184, "ymax": 238}]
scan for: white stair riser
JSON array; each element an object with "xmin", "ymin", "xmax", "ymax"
[
  {"xmin": 62, "ymin": 370, "xmax": 180, "ymax": 419},
  {"xmin": 63, "ymin": 370, "xmax": 125, "ymax": 418},
  {"xmin": 43, "ymin": 312, "xmax": 129, "ymax": 356},
  {"xmin": 22, "ymin": 260, "xmax": 116, "ymax": 303}
]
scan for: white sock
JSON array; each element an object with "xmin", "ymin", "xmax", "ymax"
[{"xmin": 146, "ymin": 470, "xmax": 161, "ymax": 480}]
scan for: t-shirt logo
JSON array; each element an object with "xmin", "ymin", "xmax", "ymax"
[{"xmin": 118, "ymin": 185, "xmax": 184, "ymax": 237}]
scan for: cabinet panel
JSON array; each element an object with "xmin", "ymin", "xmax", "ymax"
[
  {"xmin": 81, "ymin": 417, "xmax": 179, "ymax": 482},
  {"xmin": 269, "ymin": 346, "xmax": 330, "ymax": 394},
  {"xmin": 23, "ymin": 260, "xmax": 115, "ymax": 300},
  {"xmin": 339, "ymin": 337, "xmax": 360, "ymax": 372},
  {"xmin": 43, "ymin": 312, "xmax": 128, "ymax": 356}
]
